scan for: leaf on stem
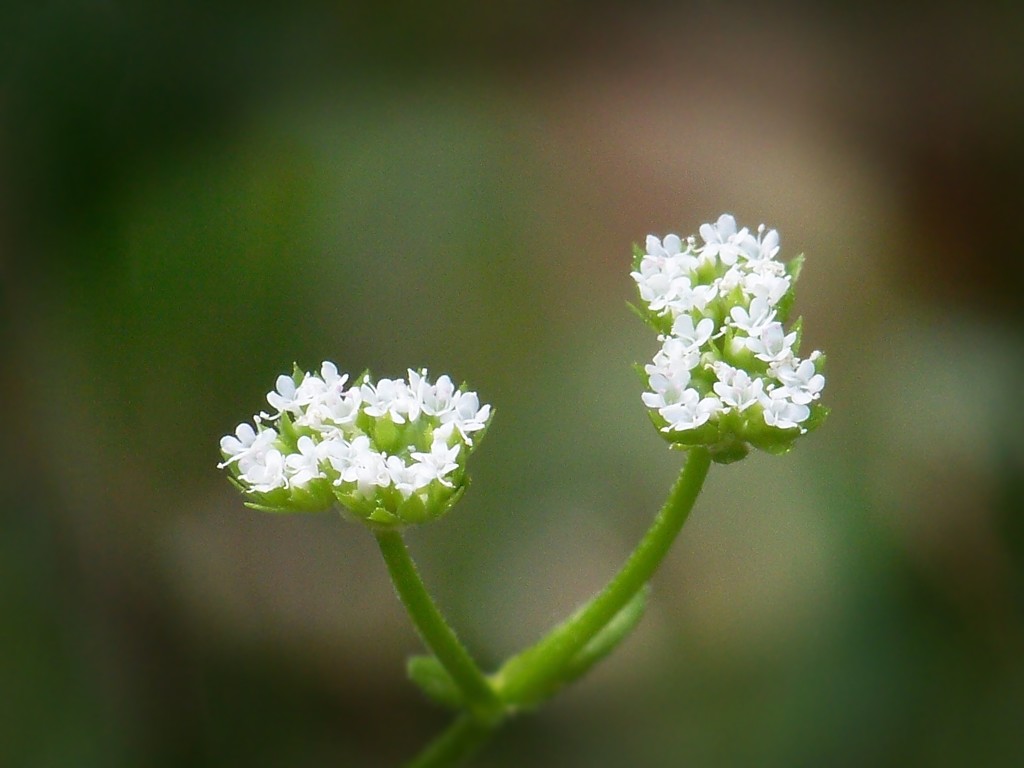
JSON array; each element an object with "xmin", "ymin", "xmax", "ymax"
[{"xmin": 408, "ymin": 655, "xmax": 466, "ymax": 711}]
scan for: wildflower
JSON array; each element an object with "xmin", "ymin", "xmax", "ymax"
[
  {"xmin": 631, "ymin": 214, "xmax": 828, "ymax": 460},
  {"xmin": 219, "ymin": 365, "xmax": 491, "ymax": 524}
]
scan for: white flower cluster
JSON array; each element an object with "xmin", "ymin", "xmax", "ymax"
[
  {"xmin": 631, "ymin": 214, "xmax": 826, "ymax": 460},
  {"xmin": 219, "ymin": 363, "xmax": 491, "ymax": 524}
]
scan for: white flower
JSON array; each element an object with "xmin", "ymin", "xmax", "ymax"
[
  {"xmin": 218, "ymin": 422, "xmax": 279, "ymax": 471},
  {"xmin": 730, "ymin": 296, "xmax": 775, "ymax": 337},
  {"xmin": 642, "ymin": 368, "xmax": 692, "ymax": 410},
  {"xmin": 642, "ymin": 234, "xmax": 698, "ymax": 274},
  {"xmin": 410, "ymin": 370, "xmax": 457, "ymax": 418},
  {"xmin": 315, "ymin": 385, "xmax": 363, "ymax": 431},
  {"xmin": 666, "ymin": 277, "xmax": 717, "ymax": 315},
  {"xmin": 324, "ymin": 435, "xmax": 371, "ymax": 484},
  {"xmin": 698, "ymin": 213, "xmax": 757, "ymax": 267},
  {"xmin": 361, "ymin": 377, "xmax": 417, "ymax": 423},
  {"xmin": 319, "ymin": 361, "xmax": 347, "ymax": 389},
  {"xmin": 442, "ymin": 390, "xmax": 491, "ymax": 445},
  {"xmin": 649, "ymin": 336, "xmax": 701, "ymax": 377},
  {"xmin": 350, "ymin": 449, "xmax": 391, "ymax": 499},
  {"xmin": 659, "ymin": 390, "xmax": 722, "ymax": 432},
  {"xmin": 294, "ymin": 364, "xmax": 354, "ymax": 430},
  {"xmin": 747, "ymin": 224, "xmax": 780, "ymax": 263},
  {"xmin": 711, "ymin": 363, "xmax": 764, "ymax": 412},
  {"xmin": 772, "ymin": 359, "xmax": 825, "ymax": 405},
  {"xmin": 669, "ymin": 315, "xmax": 715, "ymax": 353},
  {"xmin": 745, "ymin": 322, "xmax": 797, "ymax": 364},
  {"xmin": 239, "ymin": 448, "xmax": 288, "ymax": 492},
  {"xmin": 221, "ymin": 363, "xmax": 492, "ymax": 522},
  {"xmin": 284, "ymin": 436, "xmax": 329, "ymax": 488},
  {"xmin": 386, "ymin": 455, "xmax": 427, "ymax": 499},
  {"xmin": 759, "ymin": 389, "xmax": 810, "ymax": 430},
  {"xmin": 411, "ymin": 437, "xmax": 461, "ymax": 488},
  {"xmin": 266, "ymin": 374, "xmax": 304, "ymax": 417},
  {"xmin": 634, "ymin": 214, "xmax": 826, "ymax": 453},
  {"xmin": 716, "ymin": 265, "xmax": 746, "ymax": 295},
  {"xmin": 631, "ymin": 261, "xmax": 677, "ymax": 314},
  {"xmin": 647, "ymin": 232, "xmax": 682, "ymax": 258},
  {"xmin": 742, "ymin": 270, "xmax": 790, "ymax": 305}
]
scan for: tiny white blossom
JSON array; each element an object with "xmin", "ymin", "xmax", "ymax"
[
  {"xmin": 698, "ymin": 213, "xmax": 757, "ymax": 267},
  {"xmin": 669, "ymin": 315, "xmax": 715, "ymax": 353},
  {"xmin": 410, "ymin": 370, "xmax": 458, "ymax": 418},
  {"xmin": 649, "ymin": 337, "xmax": 701, "ymax": 377},
  {"xmin": 267, "ymin": 374, "xmax": 304, "ymax": 418},
  {"xmin": 659, "ymin": 390, "xmax": 722, "ymax": 432},
  {"xmin": 712, "ymin": 363, "xmax": 764, "ymax": 412},
  {"xmin": 746, "ymin": 322, "xmax": 797, "ymax": 364},
  {"xmin": 642, "ymin": 234, "xmax": 698, "ymax": 275},
  {"xmin": 411, "ymin": 438, "xmax": 461, "ymax": 488},
  {"xmin": 221, "ymin": 363, "xmax": 491, "ymax": 522},
  {"xmin": 760, "ymin": 389, "xmax": 810, "ymax": 430},
  {"xmin": 294, "ymin": 364, "xmax": 352, "ymax": 429},
  {"xmin": 742, "ymin": 270, "xmax": 790, "ymax": 305},
  {"xmin": 285, "ymin": 435, "xmax": 328, "ymax": 488},
  {"xmin": 642, "ymin": 368, "xmax": 692, "ymax": 410},
  {"xmin": 361, "ymin": 378, "xmax": 418, "ymax": 424},
  {"xmin": 315, "ymin": 385, "xmax": 363, "ymax": 431},
  {"xmin": 324, "ymin": 435, "xmax": 372, "ymax": 484},
  {"xmin": 631, "ymin": 263, "xmax": 677, "ymax": 313},
  {"xmin": 442, "ymin": 390, "xmax": 490, "ymax": 445},
  {"xmin": 386, "ymin": 455, "xmax": 427, "ymax": 499},
  {"xmin": 218, "ymin": 422, "xmax": 279, "ymax": 471},
  {"xmin": 747, "ymin": 224, "xmax": 780, "ymax": 263},
  {"xmin": 728, "ymin": 296, "xmax": 777, "ymax": 337},
  {"xmin": 772, "ymin": 359, "xmax": 825, "ymax": 405},
  {"xmin": 239, "ymin": 448, "xmax": 288, "ymax": 493},
  {"xmin": 350, "ymin": 450, "xmax": 391, "ymax": 498}
]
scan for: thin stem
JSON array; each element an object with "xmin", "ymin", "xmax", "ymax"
[
  {"xmin": 405, "ymin": 714, "xmax": 496, "ymax": 768},
  {"xmin": 374, "ymin": 529, "xmax": 504, "ymax": 724},
  {"xmin": 494, "ymin": 447, "xmax": 712, "ymax": 705}
]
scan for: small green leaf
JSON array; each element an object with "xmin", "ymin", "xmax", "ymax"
[
  {"xmin": 558, "ymin": 585, "xmax": 649, "ymax": 687},
  {"xmin": 407, "ymin": 655, "xmax": 465, "ymax": 710},
  {"xmin": 498, "ymin": 586, "xmax": 651, "ymax": 708}
]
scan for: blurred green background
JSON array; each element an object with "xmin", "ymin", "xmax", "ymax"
[{"xmin": 2, "ymin": 2, "xmax": 1023, "ymax": 766}]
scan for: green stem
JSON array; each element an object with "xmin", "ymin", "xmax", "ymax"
[
  {"xmin": 374, "ymin": 529, "xmax": 504, "ymax": 724},
  {"xmin": 405, "ymin": 714, "xmax": 495, "ymax": 768},
  {"xmin": 494, "ymin": 447, "xmax": 712, "ymax": 705}
]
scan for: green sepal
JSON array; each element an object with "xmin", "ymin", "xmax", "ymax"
[
  {"xmin": 244, "ymin": 501, "xmax": 298, "ymax": 514},
  {"xmin": 776, "ymin": 252, "xmax": 804, "ymax": 322},
  {"xmin": 277, "ymin": 411, "xmax": 300, "ymax": 449},
  {"xmin": 628, "ymin": 300, "xmax": 673, "ymax": 335},
  {"xmin": 626, "ymin": 300, "xmax": 648, "ymax": 324},
  {"xmin": 238, "ymin": 479, "xmax": 335, "ymax": 514},
  {"xmin": 790, "ymin": 316, "xmax": 804, "ymax": 355},
  {"xmin": 407, "ymin": 655, "xmax": 465, "ymax": 711},
  {"xmin": 803, "ymin": 402, "xmax": 830, "ymax": 433},
  {"xmin": 371, "ymin": 415, "xmax": 401, "ymax": 455},
  {"xmin": 631, "ymin": 242, "xmax": 645, "ymax": 269},
  {"xmin": 367, "ymin": 506, "xmax": 401, "ymax": 526}
]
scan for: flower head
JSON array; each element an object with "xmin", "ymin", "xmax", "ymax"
[
  {"xmin": 220, "ymin": 365, "xmax": 492, "ymax": 525},
  {"xmin": 631, "ymin": 214, "xmax": 828, "ymax": 461}
]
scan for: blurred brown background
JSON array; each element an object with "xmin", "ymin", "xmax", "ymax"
[{"xmin": 2, "ymin": 2, "xmax": 1023, "ymax": 766}]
